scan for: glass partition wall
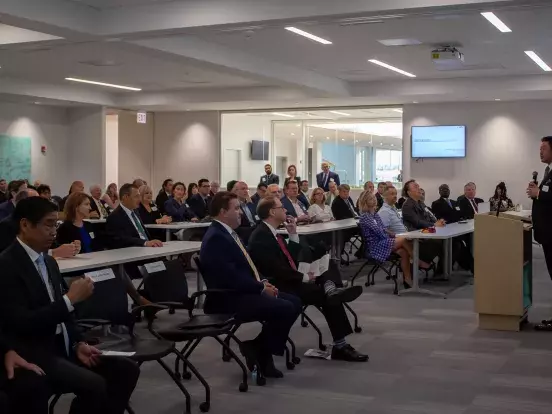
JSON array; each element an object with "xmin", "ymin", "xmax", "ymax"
[{"xmin": 220, "ymin": 108, "xmax": 402, "ymax": 190}]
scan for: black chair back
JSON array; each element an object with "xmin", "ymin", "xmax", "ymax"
[
  {"xmin": 74, "ymin": 267, "xmax": 132, "ymax": 326},
  {"xmin": 138, "ymin": 259, "xmax": 191, "ymax": 309}
]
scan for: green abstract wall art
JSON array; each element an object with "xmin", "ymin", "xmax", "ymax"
[{"xmin": 0, "ymin": 135, "xmax": 31, "ymax": 181}]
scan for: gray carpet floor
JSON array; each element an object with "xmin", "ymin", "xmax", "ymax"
[{"xmin": 56, "ymin": 245, "xmax": 552, "ymax": 414}]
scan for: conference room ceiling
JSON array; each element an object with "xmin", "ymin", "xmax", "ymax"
[{"xmin": 2, "ymin": 0, "xmax": 552, "ymax": 109}]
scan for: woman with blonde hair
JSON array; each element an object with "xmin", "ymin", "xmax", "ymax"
[
  {"xmin": 357, "ymin": 191, "xmax": 416, "ymax": 289},
  {"xmin": 307, "ymin": 187, "xmax": 334, "ymax": 222},
  {"xmin": 106, "ymin": 183, "xmax": 119, "ymax": 207}
]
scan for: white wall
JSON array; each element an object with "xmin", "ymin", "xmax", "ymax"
[
  {"xmin": 105, "ymin": 114, "xmax": 119, "ymax": 187},
  {"xmin": 67, "ymin": 107, "xmax": 106, "ymax": 191},
  {"xmin": 403, "ymin": 101, "xmax": 550, "ymax": 208},
  {"xmin": 0, "ymin": 102, "xmax": 69, "ymax": 195},
  {"xmin": 153, "ymin": 111, "xmax": 220, "ymax": 190},
  {"xmin": 118, "ymin": 110, "xmax": 153, "ymax": 185}
]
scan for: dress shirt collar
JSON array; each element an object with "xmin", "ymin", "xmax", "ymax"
[
  {"xmin": 264, "ymin": 221, "xmax": 278, "ymax": 237},
  {"xmin": 17, "ymin": 237, "xmax": 42, "ymax": 263},
  {"xmin": 120, "ymin": 202, "xmax": 135, "ymax": 217},
  {"xmin": 214, "ymin": 219, "xmax": 234, "ymax": 235},
  {"xmin": 382, "ymin": 202, "xmax": 396, "ymax": 211}
]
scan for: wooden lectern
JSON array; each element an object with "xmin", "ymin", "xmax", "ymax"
[{"xmin": 474, "ymin": 213, "xmax": 533, "ymax": 331}]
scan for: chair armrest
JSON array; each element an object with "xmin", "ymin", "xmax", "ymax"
[
  {"xmin": 130, "ymin": 303, "xmax": 168, "ymax": 318},
  {"xmin": 76, "ymin": 318, "xmax": 111, "ymax": 330}
]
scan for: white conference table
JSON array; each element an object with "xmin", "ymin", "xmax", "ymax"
[
  {"xmin": 145, "ymin": 222, "xmax": 211, "ymax": 241},
  {"xmin": 84, "ymin": 218, "xmax": 106, "ymax": 224},
  {"xmin": 276, "ymin": 218, "xmax": 359, "ymax": 259},
  {"xmin": 397, "ymin": 220, "xmax": 474, "ymax": 297}
]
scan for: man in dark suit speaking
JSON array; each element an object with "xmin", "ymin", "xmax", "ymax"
[
  {"xmin": 316, "ymin": 162, "xmax": 340, "ymax": 192},
  {"xmin": 248, "ymin": 196, "xmax": 367, "ymax": 362},
  {"xmin": 529, "ymin": 137, "xmax": 552, "ymax": 329},
  {"xmin": 0, "ymin": 197, "xmax": 139, "ymax": 413},
  {"xmin": 199, "ymin": 191, "xmax": 301, "ymax": 379}
]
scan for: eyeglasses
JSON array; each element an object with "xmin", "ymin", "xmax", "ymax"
[
  {"xmin": 201, "ymin": 185, "xmax": 211, "ymax": 188},
  {"xmin": 272, "ymin": 206, "xmax": 287, "ymax": 211}
]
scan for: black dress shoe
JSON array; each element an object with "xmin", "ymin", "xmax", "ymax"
[
  {"xmin": 541, "ymin": 318, "xmax": 552, "ymax": 325},
  {"xmin": 331, "ymin": 344, "xmax": 368, "ymax": 362},
  {"xmin": 535, "ymin": 323, "xmax": 552, "ymax": 331},
  {"xmin": 263, "ymin": 355, "xmax": 284, "ymax": 378},
  {"xmin": 403, "ymin": 280, "xmax": 412, "ymax": 290},
  {"xmin": 326, "ymin": 286, "xmax": 362, "ymax": 305}
]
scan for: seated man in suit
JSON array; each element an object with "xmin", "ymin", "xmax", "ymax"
[
  {"xmin": 297, "ymin": 180, "xmax": 310, "ymax": 209},
  {"xmin": 458, "ymin": 182, "xmax": 484, "ymax": 219},
  {"xmin": 375, "ymin": 182, "xmax": 386, "ymax": 211},
  {"xmin": 251, "ymin": 183, "xmax": 267, "ymax": 207},
  {"xmin": 316, "ymin": 162, "xmax": 340, "ymax": 192},
  {"xmin": 431, "ymin": 184, "xmax": 462, "ymax": 223},
  {"xmin": 232, "ymin": 181, "xmax": 257, "ymax": 244},
  {"xmin": 325, "ymin": 181, "xmax": 339, "ymax": 207},
  {"xmin": 1, "ymin": 334, "xmax": 51, "ymax": 413},
  {"xmin": 402, "ymin": 180, "xmax": 444, "ymax": 231},
  {"xmin": 0, "ymin": 178, "xmax": 6, "ymax": 203},
  {"xmin": 0, "ymin": 180, "xmax": 27, "ymax": 221},
  {"xmin": 200, "ymin": 192, "xmax": 301, "ymax": 378},
  {"xmin": 0, "ymin": 197, "xmax": 140, "ymax": 414},
  {"xmin": 209, "ymin": 180, "xmax": 220, "ymax": 197},
  {"xmin": 331, "ymin": 184, "xmax": 358, "ymax": 220},
  {"xmin": 248, "ymin": 196, "xmax": 367, "ymax": 362},
  {"xmin": 281, "ymin": 180, "xmax": 309, "ymax": 223},
  {"xmin": 260, "ymin": 164, "xmax": 279, "ymax": 186},
  {"xmin": 267, "ymin": 184, "xmax": 282, "ymax": 199},
  {"xmin": 89, "ymin": 185, "xmax": 112, "ymax": 219},
  {"xmin": 187, "ymin": 178, "xmax": 212, "ymax": 219}
]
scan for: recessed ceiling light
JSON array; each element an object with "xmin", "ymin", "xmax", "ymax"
[
  {"xmin": 368, "ymin": 59, "xmax": 416, "ymax": 77},
  {"xmin": 412, "ymin": 101, "xmax": 418, "ymax": 104},
  {"xmin": 329, "ymin": 110, "xmax": 351, "ymax": 116},
  {"xmin": 355, "ymin": 140, "xmax": 359, "ymax": 143},
  {"xmin": 326, "ymin": 137, "xmax": 329, "ymax": 140},
  {"xmin": 65, "ymin": 77, "xmax": 141, "ymax": 91},
  {"xmin": 380, "ymin": 143, "xmax": 383, "ymax": 145},
  {"xmin": 494, "ymin": 98, "xmax": 501, "ymax": 101},
  {"xmin": 378, "ymin": 38, "xmax": 422, "ymax": 46},
  {"xmin": 272, "ymin": 112, "xmax": 295, "ymax": 118},
  {"xmin": 290, "ymin": 133, "xmax": 295, "ymax": 136},
  {"xmin": 310, "ymin": 135, "xmax": 314, "ymax": 138},
  {"xmin": 296, "ymin": 124, "xmax": 301, "ymax": 127},
  {"xmin": 341, "ymin": 138, "xmax": 345, "ymax": 141},
  {"xmin": 391, "ymin": 144, "xmax": 394, "ymax": 146},
  {"xmin": 392, "ymin": 109, "xmax": 403, "ymax": 113},
  {"xmin": 481, "ymin": 12, "xmax": 512, "ymax": 33},
  {"xmin": 34, "ymin": 101, "xmax": 41, "ymax": 105},
  {"xmin": 285, "ymin": 27, "xmax": 332, "ymax": 45},
  {"xmin": 524, "ymin": 51, "xmax": 552, "ymax": 72}
]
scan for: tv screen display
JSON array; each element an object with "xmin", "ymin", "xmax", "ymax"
[
  {"xmin": 251, "ymin": 140, "xmax": 269, "ymax": 161},
  {"xmin": 411, "ymin": 125, "xmax": 466, "ymax": 158}
]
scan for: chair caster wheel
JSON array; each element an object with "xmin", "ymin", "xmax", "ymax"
[
  {"xmin": 371, "ymin": 281, "xmax": 375, "ymax": 286},
  {"xmin": 301, "ymin": 321, "xmax": 308, "ymax": 328},
  {"xmin": 222, "ymin": 354, "xmax": 231, "ymax": 362},
  {"xmin": 199, "ymin": 402, "xmax": 210, "ymax": 412},
  {"xmin": 182, "ymin": 371, "xmax": 192, "ymax": 380},
  {"xmin": 286, "ymin": 362, "xmax": 295, "ymax": 370},
  {"xmin": 385, "ymin": 275, "xmax": 391, "ymax": 280},
  {"xmin": 239, "ymin": 382, "xmax": 248, "ymax": 392},
  {"xmin": 256, "ymin": 376, "xmax": 266, "ymax": 386},
  {"xmin": 320, "ymin": 344, "xmax": 327, "ymax": 351},
  {"xmin": 354, "ymin": 327, "xmax": 362, "ymax": 333},
  {"xmin": 292, "ymin": 356, "xmax": 301, "ymax": 364},
  {"xmin": 364, "ymin": 282, "xmax": 369, "ymax": 287}
]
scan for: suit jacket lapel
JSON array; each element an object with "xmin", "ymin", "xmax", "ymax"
[{"xmin": 11, "ymin": 242, "xmax": 51, "ymax": 304}]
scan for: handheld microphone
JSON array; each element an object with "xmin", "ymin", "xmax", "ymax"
[{"xmin": 533, "ymin": 171, "xmax": 539, "ymax": 184}]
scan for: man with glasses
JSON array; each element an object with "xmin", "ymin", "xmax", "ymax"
[{"xmin": 188, "ymin": 178, "xmax": 212, "ymax": 219}]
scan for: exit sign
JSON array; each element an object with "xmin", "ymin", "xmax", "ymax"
[{"xmin": 137, "ymin": 112, "xmax": 147, "ymax": 124}]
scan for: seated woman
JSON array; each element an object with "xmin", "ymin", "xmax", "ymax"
[
  {"xmin": 164, "ymin": 182, "xmax": 198, "ymax": 222},
  {"xmin": 138, "ymin": 184, "xmax": 172, "ymax": 241},
  {"xmin": 308, "ymin": 187, "xmax": 334, "ymax": 223},
  {"xmin": 106, "ymin": 182, "xmax": 119, "ymax": 208},
  {"xmin": 489, "ymin": 181, "xmax": 514, "ymax": 212},
  {"xmin": 357, "ymin": 191, "xmax": 427, "ymax": 289},
  {"xmin": 57, "ymin": 192, "xmax": 151, "ymax": 305},
  {"xmin": 187, "ymin": 182, "xmax": 199, "ymax": 201}
]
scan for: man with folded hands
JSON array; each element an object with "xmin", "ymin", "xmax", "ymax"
[{"xmin": 248, "ymin": 196, "xmax": 368, "ymax": 362}]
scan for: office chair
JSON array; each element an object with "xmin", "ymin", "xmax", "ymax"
[
  {"xmin": 52, "ymin": 269, "xmax": 193, "ymax": 414},
  {"xmin": 138, "ymin": 259, "xmax": 250, "ymax": 408}
]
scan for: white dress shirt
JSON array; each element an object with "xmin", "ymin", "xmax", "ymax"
[
  {"xmin": 92, "ymin": 197, "xmax": 105, "ymax": 218},
  {"xmin": 290, "ymin": 199, "xmax": 306, "ymax": 217},
  {"xmin": 17, "ymin": 238, "xmax": 73, "ymax": 351}
]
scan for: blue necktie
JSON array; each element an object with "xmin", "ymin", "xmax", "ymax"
[{"xmin": 36, "ymin": 255, "xmax": 70, "ymax": 355}]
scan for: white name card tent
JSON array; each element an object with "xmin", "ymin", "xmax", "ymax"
[
  {"xmin": 84, "ymin": 268, "xmax": 116, "ymax": 283},
  {"xmin": 144, "ymin": 261, "xmax": 166, "ymax": 273}
]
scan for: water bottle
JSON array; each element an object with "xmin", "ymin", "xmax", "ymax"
[{"xmin": 251, "ymin": 365, "xmax": 258, "ymax": 383}]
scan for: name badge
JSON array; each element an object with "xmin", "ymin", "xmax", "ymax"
[
  {"xmin": 89, "ymin": 232, "xmax": 95, "ymax": 239},
  {"xmin": 330, "ymin": 178, "xmax": 335, "ymax": 182},
  {"xmin": 151, "ymin": 206, "xmax": 158, "ymax": 211},
  {"xmin": 261, "ymin": 177, "xmax": 267, "ymax": 182},
  {"xmin": 144, "ymin": 261, "xmax": 166, "ymax": 273},
  {"xmin": 85, "ymin": 268, "xmax": 115, "ymax": 283},
  {"xmin": 543, "ymin": 185, "xmax": 550, "ymax": 193},
  {"xmin": 455, "ymin": 206, "xmax": 460, "ymax": 211}
]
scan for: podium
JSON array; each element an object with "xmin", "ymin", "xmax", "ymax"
[{"xmin": 474, "ymin": 213, "xmax": 533, "ymax": 331}]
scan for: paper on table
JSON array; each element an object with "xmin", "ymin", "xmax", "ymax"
[
  {"xmin": 297, "ymin": 254, "xmax": 330, "ymax": 278},
  {"xmin": 102, "ymin": 351, "xmax": 136, "ymax": 357}
]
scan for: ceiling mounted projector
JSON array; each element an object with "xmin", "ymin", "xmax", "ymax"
[{"xmin": 431, "ymin": 46, "xmax": 465, "ymax": 70}]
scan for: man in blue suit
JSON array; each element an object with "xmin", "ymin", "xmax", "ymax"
[
  {"xmin": 0, "ymin": 180, "xmax": 27, "ymax": 221},
  {"xmin": 200, "ymin": 191, "xmax": 301, "ymax": 379},
  {"xmin": 316, "ymin": 162, "xmax": 340, "ymax": 192},
  {"xmin": 281, "ymin": 181, "xmax": 309, "ymax": 223}
]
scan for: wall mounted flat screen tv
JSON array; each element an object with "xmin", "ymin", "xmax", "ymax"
[
  {"xmin": 411, "ymin": 125, "xmax": 466, "ymax": 158},
  {"xmin": 251, "ymin": 140, "xmax": 269, "ymax": 160}
]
